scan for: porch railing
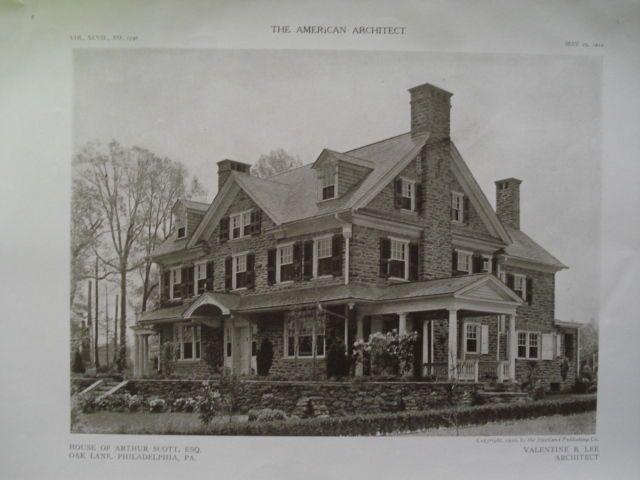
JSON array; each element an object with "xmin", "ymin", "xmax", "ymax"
[
  {"xmin": 422, "ymin": 363, "xmax": 449, "ymax": 381},
  {"xmin": 457, "ymin": 359, "xmax": 478, "ymax": 382}
]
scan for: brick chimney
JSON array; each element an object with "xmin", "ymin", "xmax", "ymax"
[
  {"xmin": 495, "ymin": 178, "xmax": 522, "ymax": 230},
  {"xmin": 217, "ymin": 159, "xmax": 251, "ymax": 190},
  {"xmin": 409, "ymin": 82, "xmax": 453, "ymax": 141}
]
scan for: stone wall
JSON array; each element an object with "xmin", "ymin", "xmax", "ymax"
[{"xmin": 124, "ymin": 379, "xmax": 479, "ymax": 416}]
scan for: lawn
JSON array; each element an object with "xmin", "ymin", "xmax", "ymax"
[
  {"xmin": 74, "ymin": 410, "xmax": 596, "ymax": 436},
  {"xmin": 406, "ymin": 411, "xmax": 596, "ymax": 436}
]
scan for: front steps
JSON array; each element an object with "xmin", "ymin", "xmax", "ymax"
[{"xmin": 78, "ymin": 378, "xmax": 128, "ymax": 400}]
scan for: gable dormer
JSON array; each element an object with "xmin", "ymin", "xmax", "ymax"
[
  {"xmin": 171, "ymin": 199, "xmax": 209, "ymax": 241},
  {"xmin": 312, "ymin": 149, "xmax": 373, "ymax": 202}
]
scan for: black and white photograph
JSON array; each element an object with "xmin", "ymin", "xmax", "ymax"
[{"xmin": 70, "ymin": 49, "xmax": 600, "ymax": 436}]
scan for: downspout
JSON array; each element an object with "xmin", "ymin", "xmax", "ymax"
[{"xmin": 334, "ymin": 213, "xmax": 352, "ymax": 285}]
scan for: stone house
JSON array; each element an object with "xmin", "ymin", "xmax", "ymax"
[{"xmin": 134, "ymin": 82, "xmax": 580, "ymax": 391}]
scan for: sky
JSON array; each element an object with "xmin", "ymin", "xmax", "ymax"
[{"xmin": 74, "ymin": 49, "xmax": 601, "ymax": 324}]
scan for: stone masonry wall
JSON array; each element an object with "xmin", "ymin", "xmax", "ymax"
[
  {"xmin": 338, "ymin": 160, "xmax": 370, "ymax": 196},
  {"xmin": 124, "ymin": 379, "xmax": 478, "ymax": 416}
]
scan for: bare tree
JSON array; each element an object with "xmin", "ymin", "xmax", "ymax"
[
  {"xmin": 250, "ymin": 148, "xmax": 303, "ymax": 178},
  {"xmin": 75, "ymin": 141, "xmax": 152, "ymax": 372}
]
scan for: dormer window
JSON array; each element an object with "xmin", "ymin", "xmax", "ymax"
[
  {"xmin": 177, "ymin": 226, "xmax": 186, "ymax": 239},
  {"xmin": 319, "ymin": 164, "xmax": 337, "ymax": 201}
]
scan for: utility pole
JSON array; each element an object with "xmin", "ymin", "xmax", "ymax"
[
  {"xmin": 87, "ymin": 280, "xmax": 93, "ymax": 364},
  {"xmin": 94, "ymin": 257, "xmax": 100, "ymax": 369},
  {"xmin": 113, "ymin": 294, "xmax": 119, "ymax": 368},
  {"xmin": 105, "ymin": 287, "xmax": 109, "ymax": 367}
]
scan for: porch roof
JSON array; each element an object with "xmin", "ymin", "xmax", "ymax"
[{"xmin": 139, "ymin": 274, "xmax": 519, "ymax": 324}]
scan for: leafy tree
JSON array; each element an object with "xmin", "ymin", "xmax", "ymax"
[{"xmin": 250, "ymin": 148, "xmax": 303, "ymax": 178}]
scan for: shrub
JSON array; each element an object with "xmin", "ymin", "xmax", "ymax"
[
  {"xmin": 326, "ymin": 340, "xmax": 348, "ymax": 378},
  {"xmin": 72, "ymin": 349, "xmax": 86, "ymax": 374},
  {"xmin": 197, "ymin": 382, "xmax": 224, "ymax": 425},
  {"xmin": 173, "ymin": 397, "xmax": 198, "ymax": 413},
  {"xmin": 160, "ymin": 342, "xmax": 179, "ymax": 377},
  {"xmin": 124, "ymin": 393, "xmax": 144, "ymax": 412},
  {"xmin": 257, "ymin": 338, "xmax": 274, "ymax": 376},
  {"xmin": 75, "ymin": 394, "xmax": 97, "ymax": 413},
  {"xmin": 148, "ymin": 398, "xmax": 166, "ymax": 413}
]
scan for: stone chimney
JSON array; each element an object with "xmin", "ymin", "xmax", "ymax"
[
  {"xmin": 217, "ymin": 159, "xmax": 251, "ymax": 190},
  {"xmin": 409, "ymin": 82, "xmax": 453, "ymax": 141},
  {"xmin": 495, "ymin": 178, "xmax": 522, "ymax": 230}
]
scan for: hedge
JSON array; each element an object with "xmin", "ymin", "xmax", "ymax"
[{"xmin": 159, "ymin": 396, "xmax": 597, "ymax": 436}]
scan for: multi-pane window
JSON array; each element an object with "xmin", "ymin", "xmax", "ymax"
[
  {"xmin": 177, "ymin": 226, "xmax": 186, "ymax": 238},
  {"xmin": 285, "ymin": 317, "xmax": 325, "ymax": 358},
  {"xmin": 319, "ymin": 165, "xmax": 337, "ymax": 200},
  {"xmin": 389, "ymin": 238, "xmax": 408, "ymax": 279},
  {"xmin": 400, "ymin": 178, "xmax": 415, "ymax": 211},
  {"xmin": 175, "ymin": 324, "xmax": 201, "ymax": 361},
  {"xmin": 514, "ymin": 274, "xmax": 526, "ymax": 299},
  {"xmin": 456, "ymin": 250, "xmax": 473, "ymax": 273},
  {"xmin": 451, "ymin": 192, "xmax": 465, "ymax": 222},
  {"xmin": 466, "ymin": 324, "xmax": 480, "ymax": 353},
  {"xmin": 517, "ymin": 331, "xmax": 540, "ymax": 359},
  {"xmin": 482, "ymin": 255, "xmax": 492, "ymax": 273},
  {"xmin": 315, "ymin": 236, "xmax": 333, "ymax": 277},
  {"xmin": 170, "ymin": 268, "xmax": 182, "ymax": 299},
  {"xmin": 233, "ymin": 254, "xmax": 247, "ymax": 289},
  {"xmin": 195, "ymin": 262, "xmax": 207, "ymax": 294},
  {"xmin": 230, "ymin": 210, "xmax": 252, "ymax": 239},
  {"xmin": 277, "ymin": 244, "xmax": 294, "ymax": 282}
]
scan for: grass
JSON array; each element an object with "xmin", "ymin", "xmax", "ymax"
[{"xmin": 406, "ymin": 411, "xmax": 596, "ymax": 436}]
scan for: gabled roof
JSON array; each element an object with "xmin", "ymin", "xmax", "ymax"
[{"xmin": 503, "ymin": 226, "xmax": 567, "ymax": 270}]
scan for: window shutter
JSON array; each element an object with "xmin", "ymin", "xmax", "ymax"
[
  {"xmin": 451, "ymin": 250, "xmax": 458, "ymax": 275},
  {"xmin": 415, "ymin": 183, "xmax": 423, "ymax": 214},
  {"xmin": 219, "ymin": 216, "xmax": 229, "ymax": 243},
  {"xmin": 182, "ymin": 266, "xmax": 193, "ymax": 298},
  {"xmin": 463, "ymin": 196, "xmax": 470, "ymax": 223},
  {"xmin": 162, "ymin": 270, "xmax": 170, "ymax": 303},
  {"xmin": 250, "ymin": 210, "xmax": 262, "ymax": 236},
  {"xmin": 205, "ymin": 261, "xmax": 214, "ymax": 291},
  {"xmin": 379, "ymin": 238, "xmax": 391, "ymax": 278},
  {"xmin": 526, "ymin": 278, "xmax": 533, "ymax": 304},
  {"xmin": 491, "ymin": 254, "xmax": 499, "ymax": 275},
  {"xmin": 246, "ymin": 253, "xmax": 255, "ymax": 289},
  {"xmin": 556, "ymin": 333, "xmax": 563, "ymax": 357},
  {"xmin": 481, "ymin": 325, "xmax": 489, "ymax": 354},
  {"xmin": 472, "ymin": 253, "xmax": 483, "ymax": 274},
  {"xmin": 506, "ymin": 273, "xmax": 515, "ymax": 289},
  {"xmin": 541, "ymin": 334, "xmax": 554, "ymax": 360},
  {"xmin": 267, "ymin": 248, "xmax": 277, "ymax": 286},
  {"xmin": 394, "ymin": 178, "xmax": 403, "ymax": 209},
  {"xmin": 302, "ymin": 240, "xmax": 313, "ymax": 280},
  {"xmin": 409, "ymin": 243, "xmax": 419, "ymax": 281},
  {"xmin": 224, "ymin": 256, "xmax": 233, "ymax": 291},
  {"xmin": 331, "ymin": 234, "xmax": 343, "ymax": 277},
  {"xmin": 292, "ymin": 242, "xmax": 302, "ymax": 281}
]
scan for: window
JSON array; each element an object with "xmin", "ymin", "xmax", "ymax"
[
  {"xmin": 315, "ymin": 236, "xmax": 333, "ymax": 277},
  {"xmin": 513, "ymin": 274, "xmax": 526, "ymax": 299},
  {"xmin": 517, "ymin": 331, "xmax": 541, "ymax": 359},
  {"xmin": 482, "ymin": 255, "xmax": 492, "ymax": 273},
  {"xmin": 284, "ymin": 317, "xmax": 325, "ymax": 358},
  {"xmin": 456, "ymin": 250, "xmax": 473, "ymax": 274},
  {"xmin": 277, "ymin": 243, "xmax": 294, "ymax": 283},
  {"xmin": 451, "ymin": 192, "xmax": 465, "ymax": 222},
  {"xmin": 175, "ymin": 324, "xmax": 201, "ymax": 361},
  {"xmin": 466, "ymin": 324, "xmax": 480, "ymax": 354},
  {"xmin": 319, "ymin": 164, "xmax": 337, "ymax": 201},
  {"xmin": 233, "ymin": 253, "xmax": 247, "ymax": 289},
  {"xmin": 170, "ymin": 267, "xmax": 182, "ymax": 299},
  {"xmin": 400, "ymin": 178, "xmax": 415, "ymax": 211},
  {"xmin": 195, "ymin": 262, "xmax": 206, "ymax": 294},
  {"xmin": 229, "ymin": 210, "xmax": 252, "ymax": 239},
  {"xmin": 177, "ymin": 226, "xmax": 186, "ymax": 239},
  {"xmin": 389, "ymin": 238, "xmax": 409, "ymax": 279}
]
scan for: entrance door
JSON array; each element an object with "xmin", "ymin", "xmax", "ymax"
[{"xmin": 233, "ymin": 326, "xmax": 251, "ymax": 375}]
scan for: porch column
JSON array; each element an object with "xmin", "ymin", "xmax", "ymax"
[
  {"xmin": 448, "ymin": 308, "xmax": 458, "ymax": 380},
  {"xmin": 141, "ymin": 335, "xmax": 149, "ymax": 377},
  {"xmin": 355, "ymin": 312, "xmax": 364, "ymax": 377},
  {"xmin": 508, "ymin": 314, "xmax": 517, "ymax": 381},
  {"xmin": 133, "ymin": 335, "xmax": 140, "ymax": 377},
  {"xmin": 398, "ymin": 312, "xmax": 407, "ymax": 335}
]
